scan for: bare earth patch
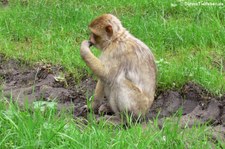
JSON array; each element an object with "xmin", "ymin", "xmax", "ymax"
[{"xmin": 0, "ymin": 54, "xmax": 224, "ymax": 141}]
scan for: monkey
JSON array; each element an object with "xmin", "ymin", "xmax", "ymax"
[{"xmin": 80, "ymin": 14, "xmax": 156, "ymax": 123}]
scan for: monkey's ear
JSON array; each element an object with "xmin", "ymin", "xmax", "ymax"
[{"xmin": 105, "ymin": 25, "xmax": 113, "ymax": 37}]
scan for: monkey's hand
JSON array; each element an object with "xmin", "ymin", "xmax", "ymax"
[{"xmin": 80, "ymin": 40, "xmax": 93, "ymax": 57}]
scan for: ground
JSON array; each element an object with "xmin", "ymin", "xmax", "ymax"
[{"xmin": 1, "ymin": 54, "xmax": 224, "ymax": 142}]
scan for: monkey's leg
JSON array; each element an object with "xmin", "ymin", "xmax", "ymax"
[
  {"xmin": 120, "ymin": 79, "xmax": 153, "ymax": 118},
  {"xmin": 92, "ymin": 80, "xmax": 105, "ymax": 113},
  {"xmin": 78, "ymin": 80, "xmax": 105, "ymax": 115}
]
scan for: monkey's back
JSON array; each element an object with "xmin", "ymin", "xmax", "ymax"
[{"xmin": 100, "ymin": 34, "xmax": 156, "ymax": 101}]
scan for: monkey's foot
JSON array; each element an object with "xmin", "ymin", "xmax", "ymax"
[{"xmin": 98, "ymin": 103, "xmax": 114, "ymax": 115}]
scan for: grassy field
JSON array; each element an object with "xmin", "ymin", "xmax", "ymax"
[
  {"xmin": 0, "ymin": 99, "xmax": 224, "ymax": 148},
  {"xmin": 0, "ymin": 0, "xmax": 224, "ymax": 94},
  {"xmin": 0, "ymin": 0, "xmax": 225, "ymax": 148}
]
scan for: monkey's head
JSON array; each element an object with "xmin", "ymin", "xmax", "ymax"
[{"xmin": 88, "ymin": 14, "xmax": 124, "ymax": 50}]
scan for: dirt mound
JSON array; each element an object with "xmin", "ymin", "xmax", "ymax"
[
  {"xmin": 0, "ymin": 54, "xmax": 94, "ymax": 112},
  {"xmin": 0, "ymin": 54, "xmax": 224, "ymax": 140}
]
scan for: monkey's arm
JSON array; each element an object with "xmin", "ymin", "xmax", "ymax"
[{"xmin": 80, "ymin": 40, "xmax": 107, "ymax": 81}]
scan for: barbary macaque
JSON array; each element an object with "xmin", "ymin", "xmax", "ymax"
[{"xmin": 80, "ymin": 14, "xmax": 156, "ymax": 123}]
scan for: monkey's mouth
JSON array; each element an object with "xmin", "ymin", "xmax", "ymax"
[{"xmin": 88, "ymin": 41, "xmax": 94, "ymax": 47}]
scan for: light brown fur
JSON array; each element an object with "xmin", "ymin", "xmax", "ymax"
[{"xmin": 80, "ymin": 14, "xmax": 156, "ymax": 122}]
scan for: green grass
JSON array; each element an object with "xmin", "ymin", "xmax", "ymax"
[
  {"xmin": 0, "ymin": 0, "xmax": 224, "ymax": 94},
  {"xmin": 0, "ymin": 98, "xmax": 224, "ymax": 149}
]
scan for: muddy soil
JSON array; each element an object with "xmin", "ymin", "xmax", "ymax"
[
  {"xmin": 0, "ymin": 54, "xmax": 92, "ymax": 112},
  {"xmin": 0, "ymin": 54, "xmax": 224, "ymax": 141}
]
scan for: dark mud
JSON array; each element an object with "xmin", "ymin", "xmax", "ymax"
[
  {"xmin": 0, "ymin": 54, "xmax": 224, "ymax": 140},
  {"xmin": 0, "ymin": 54, "xmax": 91, "ymax": 112}
]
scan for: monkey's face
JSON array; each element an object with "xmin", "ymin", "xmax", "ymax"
[
  {"xmin": 89, "ymin": 33, "xmax": 99, "ymax": 45},
  {"xmin": 89, "ymin": 25, "xmax": 113, "ymax": 50},
  {"xmin": 89, "ymin": 32, "xmax": 103, "ymax": 50}
]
